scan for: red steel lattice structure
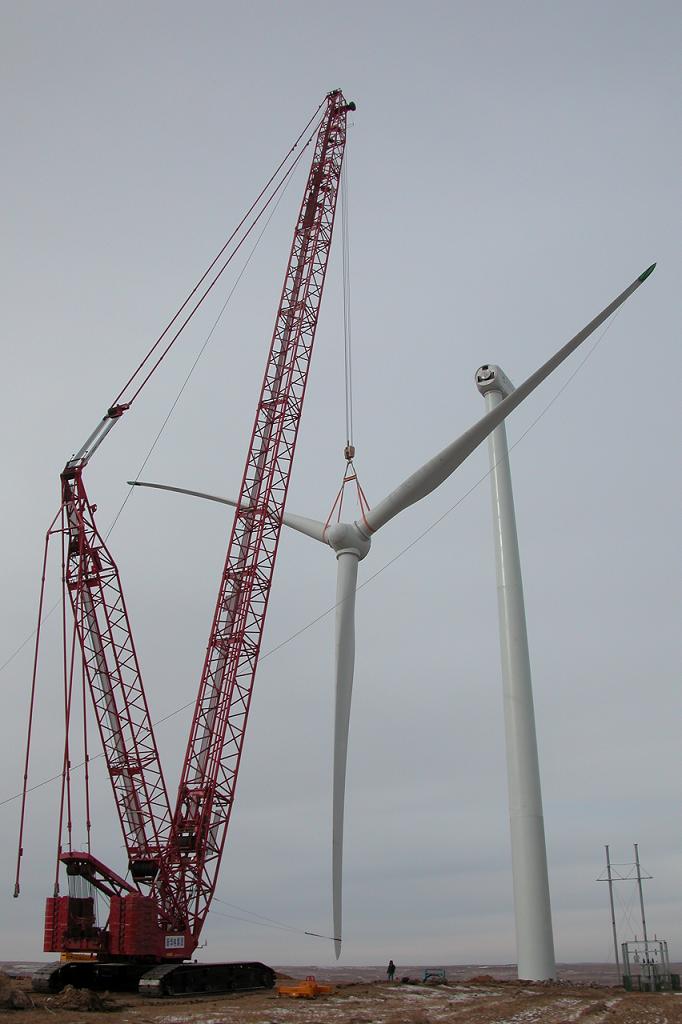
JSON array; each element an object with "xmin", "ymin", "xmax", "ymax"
[
  {"xmin": 61, "ymin": 471, "xmax": 173, "ymax": 867},
  {"xmin": 166, "ymin": 89, "xmax": 352, "ymax": 942},
  {"xmin": 22, "ymin": 89, "xmax": 353, "ymax": 965}
]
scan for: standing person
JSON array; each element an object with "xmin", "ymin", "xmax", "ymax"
[{"xmin": 387, "ymin": 959, "xmax": 396, "ymax": 982}]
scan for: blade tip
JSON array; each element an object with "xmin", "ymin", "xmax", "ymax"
[{"xmin": 638, "ymin": 263, "xmax": 656, "ymax": 282}]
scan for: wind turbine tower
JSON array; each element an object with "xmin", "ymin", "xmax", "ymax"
[{"xmin": 475, "ymin": 364, "xmax": 555, "ymax": 981}]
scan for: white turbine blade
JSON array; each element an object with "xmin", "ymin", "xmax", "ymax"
[
  {"xmin": 128, "ymin": 479, "xmax": 327, "ymax": 543},
  {"xmin": 332, "ymin": 551, "xmax": 359, "ymax": 960},
  {"xmin": 362, "ymin": 265, "xmax": 655, "ymax": 535}
]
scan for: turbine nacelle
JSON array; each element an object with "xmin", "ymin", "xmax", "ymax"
[
  {"xmin": 324, "ymin": 521, "xmax": 371, "ymax": 560},
  {"xmin": 475, "ymin": 364, "xmax": 515, "ymax": 399}
]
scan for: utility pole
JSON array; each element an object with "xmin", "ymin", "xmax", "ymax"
[
  {"xmin": 605, "ymin": 845, "xmax": 620, "ymax": 982},
  {"xmin": 597, "ymin": 844, "xmax": 654, "ymax": 986},
  {"xmin": 634, "ymin": 844, "xmax": 649, "ymax": 952}
]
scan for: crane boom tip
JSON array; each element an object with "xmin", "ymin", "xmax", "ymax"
[{"xmin": 639, "ymin": 263, "xmax": 656, "ymax": 282}]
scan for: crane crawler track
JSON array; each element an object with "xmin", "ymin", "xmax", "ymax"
[
  {"xmin": 139, "ymin": 960, "xmax": 276, "ymax": 997},
  {"xmin": 32, "ymin": 959, "xmax": 275, "ymax": 997}
]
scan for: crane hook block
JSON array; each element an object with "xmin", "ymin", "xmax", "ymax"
[{"xmin": 344, "ymin": 444, "xmax": 355, "ymax": 462}]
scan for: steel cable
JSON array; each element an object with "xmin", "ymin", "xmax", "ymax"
[
  {"xmin": 112, "ymin": 100, "xmax": 326, "ymax": 408},
  {"xmin": 0, "ymin": 130, "xmax": 315, "ymax": 672},
  {"xmin": 341, "ymin": 157, "xmax": 354, "ymax": 449}
]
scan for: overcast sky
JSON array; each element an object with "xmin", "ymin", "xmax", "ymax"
[{"xmin": 1, "ymin": 1, "xmax": 679, "ymax": 970}]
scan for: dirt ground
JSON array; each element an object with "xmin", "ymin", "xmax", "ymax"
[{"xmin": 3, "ymin": 973, "xmax": 682, "ymax": 1024}]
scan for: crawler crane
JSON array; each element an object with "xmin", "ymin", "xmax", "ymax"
[{"xmin": 16, "ymin": 89, "xmax": 354, "ymax": 996}]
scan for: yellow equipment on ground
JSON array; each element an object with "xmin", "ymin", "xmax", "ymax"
[{"xmin": 277, "ymin": 975, "xmax": 334, "ymax": 998}]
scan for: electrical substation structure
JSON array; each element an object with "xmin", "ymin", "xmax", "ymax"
[{"xmin": 599, "ymin": 844, "xmax": 679, "ymax": 992}]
